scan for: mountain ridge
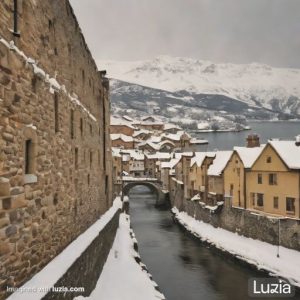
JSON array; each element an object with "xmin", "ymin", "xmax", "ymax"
[{"xmin": 98, "ymin": 55, "xmax": 300, "ymax": 115}]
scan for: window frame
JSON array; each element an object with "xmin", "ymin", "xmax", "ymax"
[
  {"xmin": 257, "ymin": 173, "xmax": 262, "ymax": 184},
  {"xmin": 257, "ymin": 193, "xmax": 264, "ymax": 207}
]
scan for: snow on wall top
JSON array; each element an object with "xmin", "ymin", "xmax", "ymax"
[{"xmin": 0, "ymin": 37, "xmax": 98, "ymax": 123}]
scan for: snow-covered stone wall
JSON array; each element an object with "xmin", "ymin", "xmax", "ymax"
[
  {"xmin": 0, "ymin": 1, "xmax": 113, "ymax": 299},
  {"xmin": 175, "ymin": 198, "xmax": 300, "ymax": 252}
]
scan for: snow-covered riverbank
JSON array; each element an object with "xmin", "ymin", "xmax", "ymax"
[
  {"xmin": 172, "ymin": 207, "xmax": 300, "ymax": 288},
  {"xmin": 75, "ymin": 213, "xmax": 165, "ymax": 300}
]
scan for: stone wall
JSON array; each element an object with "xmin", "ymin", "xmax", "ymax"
[
  {"xmin": 43, "ymin": 209, "xmax": 120, "ymax": 300},
  {"xmin": 176, "ymin": 197, "xmax": 300, "ymax": 251},
  {"xmin": 0, "ymin": 1, "xmax": 112, "ymax": 299}
]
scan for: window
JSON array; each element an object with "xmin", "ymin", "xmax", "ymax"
[
  {"xmin": 105, "ymin": 175, "xmax": 108, "ymax": 195},
  {"xmin": 89, "ymin": 124, "xmax": 92, "ymax": 135},
  {"xmin": 250, "ymin": 193, "xmax": 255, "ymax": 206},
  {"xmin": 82, "ymin": 69, "xmax": 85, "ymax": 82},
  {"xmin": 257, "ymin": 193, "xmax": 264, "ymax": 207},
  {"xmin": 273, "ymin": 197, "xmax": 279, "ymax": 209},
  {"xmin": 237, "ymin": 168, "xmax": 240, "ymax": 176},
  {"xmin": 75, "ymin": 148, "xmax": 78, "ymax": 170},
  {"xmin": 13, "ymin": 0, "xmax": 20, "ymax": 37},
  {"xmin": 230, "ymin": 184, "xmax": 234, "ymax": 196},
  {"xmin": 48, "ymin": 19, "xmax": 53, "ymax": 30},
  {"xmin": 90, "ymin": 151, "xmax": 93, "ymax": 168},
  {"xmin": 54, "ymin": 94, "xmax": 59, "ymax": 133},
  {"xmin": 286, "ymin": 197, "xmax": 295, "ymax": 213},
  {"xmin": 80, "ymin": 118, "xmax": 83, "ymax": 137},
  {"xmin": 87, "ymin": 174, "xmax": 90, "ymax": 186},
  {"xmin": 266, "ymin": 156, "xmax": 272, "ymax": 163},
  {"xmin": 258, "ymin": 173, "xmax": 262, "ymax": 184},
  {"xmin": 70, "ymin": 110, "xmax": 74, "ymax": 139},
  {"xmin": 25, "ymin": 139, "xmax": 34, "ymax": 174},
  {"xmin": 269, "ymin": 173, "xmax": 277, "ymax": 185}
]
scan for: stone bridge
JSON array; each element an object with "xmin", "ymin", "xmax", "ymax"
[{"xmin": 122, "ymin": 177, "xmax": 167, "ymax": 206}]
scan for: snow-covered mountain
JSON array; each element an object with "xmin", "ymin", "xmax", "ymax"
[{"xmin": 98, "ymin": 55, "xmax": 300, "ymax": 114}]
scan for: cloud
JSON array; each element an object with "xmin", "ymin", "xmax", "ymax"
[{"xmin": 70, "ymin": 0, "xmax": 300, "ymax": 68}]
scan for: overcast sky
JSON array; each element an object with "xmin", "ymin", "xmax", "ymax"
[{"xmin": 70, "ymin": 0, "xmax": 300, "ymax": 68}]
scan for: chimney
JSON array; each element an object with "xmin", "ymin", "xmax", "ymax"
[
  {"xmin": 296, "ymin": 135, "xmax": 300, "ymax": 146},
  {"xmin": 246, "ymin": 134, "xmax": 260, "ymax": 148}
]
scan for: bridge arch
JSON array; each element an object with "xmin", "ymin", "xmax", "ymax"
[{"xmin": 123, "ymin": 182, "xmax": 160, "ymax": 199}]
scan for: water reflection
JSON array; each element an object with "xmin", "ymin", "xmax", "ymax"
[{"xmin": 129, "ymin": 186, "xmax": 300, "ymax": 300}]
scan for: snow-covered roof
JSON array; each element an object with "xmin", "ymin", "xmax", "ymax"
[
  {"xmin": 111, "ymin": 147, "xmax": 122, "ymax": 157},
  {"xmin": 110, "ymin": 134, "xmax": 134, "ymax": 142},
  {"xmin": 174, "ymin": 152, "xmax": 194, "ymax": 159},
  {"xmin": 147, "ymin": 136, "xmax": 162, "ymax": 143},
  {"xmin": 141, "ymin": 116, "xmax": 156, "ymax": 122},
  {"xmin": 146, "ymin": 153, "xmax": 172, "ymax": 160},
  {"xmin": 132, "ymin": 129, "xmax": 152, "ymax": 138},
  {"xmin": 162, "ymin": 133, "xmax": 182, "ymax": 142},
  {"xmin": 122, "ymin": 115, "xmax": 134, "ymax": 122},
  {"xmin": 162, "ymin": 131, "xmax": 191, "ymax": 142},
  {"xmin": 120, "ymin": 149, "xmax": 144, "ymax": 161},
  {"xmin": 137, "ymin": 141, "xmax": 161, "ymax": 151},
  {"xmin": 207, "ymin": 151, "xmax": 233, "ymax": 176},
  {"xmin": 190, "ymin": 138, "xmax": 209, "ymax": 145},
  {"xmin": 268, "ymin": 140, "xmax": 300, "ymax": 169},
  {"xmin": 234, "ymin": 145, "xmax": 265, "ymax": 168},
  {"xmin": 163, "ymin": 123, "xmax": 181, "ymax": 131},
  {"xmin": 191, "ymin": 152, "xmax": 216, "ymax": 167},
  {"xmin": 110, "ymin": 116, "xmax": 136, "ymax": 129},
  {"xmin": 161, "ymin": 157, "xmax": 181, "ymax": 169},
  {"xmin": 158, "ymin": 140, "xmax": 175, "ymax": 147}
]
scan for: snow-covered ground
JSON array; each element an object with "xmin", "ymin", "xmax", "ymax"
[
  {"xmin": 75, "ymin": 213, "xmax": 165, "ymax": 300},
  {"xmin": 6, "ymin": 198, "xmax": 123, "ymax": 300},
  {"xmin": 172, "ymin": 207, "xmax": 300, "ymax": 287}
]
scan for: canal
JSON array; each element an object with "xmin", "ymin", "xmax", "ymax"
[{"xmin": 129, "ymin": 186, "xmax": 300, "ymax": 300}]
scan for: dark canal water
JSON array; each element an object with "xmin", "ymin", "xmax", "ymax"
[
  {"xmin": 195, "ymin": 121, "xmax": 300, "ymax": 151},
  {"xmin": 129, "ymin": 186, "xmax": 300, "ymax": 300}
]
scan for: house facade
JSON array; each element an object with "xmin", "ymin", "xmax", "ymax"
[{"xmin": 247, "ymin": 141, "xmax": 300, "ymax": 218}]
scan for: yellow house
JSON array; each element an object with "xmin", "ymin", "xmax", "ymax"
[
  {"xmin": 190, "ymin": 152, "xmax": 215, "ymax": 200},
  {"xmin": 207, "ymin": 151, "xmax": 233, "ymax": 205},
  {"xmin": 223, "ymin": 146, "xmax": 264, "ymax": 208},
  {"xmin": 247, "ymin": 140, "xmax": 300, "ymax": 219}
]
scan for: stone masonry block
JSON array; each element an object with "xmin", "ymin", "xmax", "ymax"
[
  {"xmin": 0, "ymin": 177, "xmax": 10, "ymax": 197},
  {"xmin": 11, "ymin": 194, "xmax": 27, "ymax": 209}
]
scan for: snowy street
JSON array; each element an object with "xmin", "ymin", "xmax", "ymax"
[{"xmin": 75, "ymin": 213, "xmax": 165, "ymax": 300}]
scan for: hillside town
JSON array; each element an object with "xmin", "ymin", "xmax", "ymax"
[{"xmin": 112, "ymin": 115, "xmax": 300, "ymax": 220}]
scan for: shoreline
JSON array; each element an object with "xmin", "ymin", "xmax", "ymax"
[{"xmin": 171, "ymin": 207, "xmax": 300, "ymax": 291}]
